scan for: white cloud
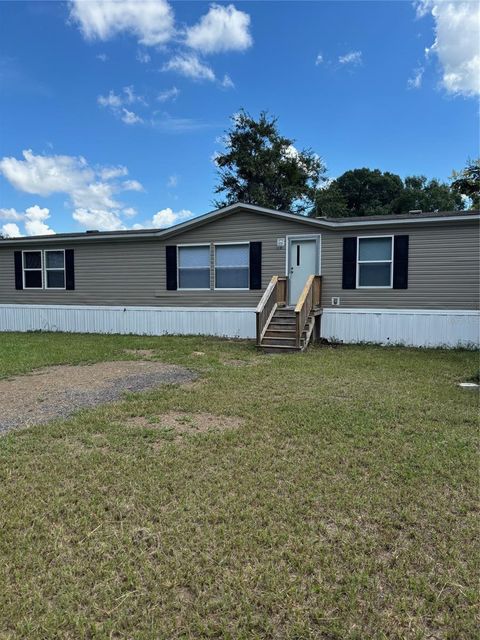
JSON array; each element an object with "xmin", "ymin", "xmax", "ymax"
[
  {"xmin": 338, "ymin": 51, "xmax": 362, "ymax": 66},
  {"xmin": 71, "ymin": 181, "xmax": 119, "ymax": 211},
  {"xmin": 1, "ymin": 223, "xmax": 22, "ymax": 238},
  {"xmin": 24, "ymin": 205, "xmax": 55, "ymax": 236},
  {"xmin": 167, "ymin": 174, "xmax": 178, "ymax": 188},
  {"xmin": 0, "ymin": 149, "xmax": 94, "ymax": 196},
  {"xmin": 69, "ymin": 0, "xmax": 175, "ymax": 46},
  {"xmin": 131, "ymin": 207, "xmax": 194, "ymax": 229},
  {"xmin": 408, "ymin": 66, "xmax": 424, "ymax": 89},
  {"xmin": 121, "ymin": 108, "xmax": 143, "ymax": 125},
  {"xmin": 162, "ymin": 53, "xmax": 216, "ymax": 81},
  {"xmin": 0, "ymin": 149, "xmax": 143, "ymax": 231},
  {"xmin": 0, "ymin": 207, "xmax": 23, "ymax": 221},
  {"xmin": 96, "ymin": 53, "xmax": 108, "ymax": 62},
  {"xmin": 221, "ymin": 73, "xmax": 235, "ymax": 89},
  {"xmin": 315, "ymin": 53, "xmax": 323, "ymax": 66},
  {"xmin": 72, "ymin": 208, "xmax": 126, "ymax": 231},
  {"xmin": 122, "ymin": 179, "xmax": 143, "ymax": 191},
  {"xmin": 151, "ymin": 113, "xmax": 214, "ymax": 133},
  {"xmin": 136, "ymin": 49, "xmax": 151, "ymax": 64},
  {"xmin": 98, "ymin": 86, "xmax": 145, "ymax": 124},
  {"xmin": 98, "ymin": 90, "xmax": 123, "ymax": 108},
  {"xmin": 151, "ymin": 207, "xmax": 193, "ymax": 227},
  {"xmin": 417, "ymin": 1, "xmax": 480, "ymax": 97},
  {"xmin": 0, "ymin": 204, "xmax": 55, "ymax": 236},
  {"xmin": 185, "ymin": 3, "xmax": 252, "ymax": 54},
  {"xmin": 157, "ymin": 86, "xmax": 180, "ymax": 102},
  {"xmin": 98, "ymin": 165, "xmax": 128, "ymax": 180},
  {"xmin": 123, "ymin": 85, "xmax": 146, "ymax": 105}
]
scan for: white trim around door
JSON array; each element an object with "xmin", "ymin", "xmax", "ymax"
[{"xmin": 285, "ymin": 234, "xmax": 321, "ymax": 305}]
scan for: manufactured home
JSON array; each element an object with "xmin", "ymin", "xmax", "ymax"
[{"xmin": 0, "ymin": 203, "xmax": 479, "ymax": 349}]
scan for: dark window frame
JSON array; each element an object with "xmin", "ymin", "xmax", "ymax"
[{"xmin": 22, "ymin": 250, "xmax": 43, "ymax": 290}]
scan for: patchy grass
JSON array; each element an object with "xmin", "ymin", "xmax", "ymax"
[{"xmin": 0, "ymin": 332, "xmax": 478, "ymax": 639}]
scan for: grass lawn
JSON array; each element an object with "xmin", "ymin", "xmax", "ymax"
[{"xmin": 0, "ymin": 332, "xmax": 478, "ymax": 639}]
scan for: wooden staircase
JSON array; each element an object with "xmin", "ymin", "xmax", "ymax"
[
  {"xmin": 261, "ymin": 307, "xmax": 316, "ymax": 352},
  {"xmin": 256, "ymin": 275, "xmax": 321, "ymax": 353}
]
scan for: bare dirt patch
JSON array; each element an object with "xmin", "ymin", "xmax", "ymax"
[
  {"xmin": 126, "ymin": 411, "xmax": 245, "ymax": 440},
  {"xmin": 0, "ymin": 361, "xmax": 197, "ymax": 434}
]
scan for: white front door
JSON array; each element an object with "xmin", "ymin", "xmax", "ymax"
[{"xmin": 288, "ymin": 238, "xmax": 318, "ymax": 305}]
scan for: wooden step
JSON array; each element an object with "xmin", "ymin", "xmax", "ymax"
[
  {"xmin": 258, "ymin": 344, "xmax": 302, "ymax": 354},
  {"xmin": 270, "ymin": 316, "xmax": 296, "ymax": 326},
  {"xmin": 264, "ymin": 328, "xmax": 296, "ymax": 338},
  {"xmin": 274, "ymin": 309, "xmax": 296, "ymax": 317},
  {"xmin": 261, "ymin": 336, "xmax": 304, "ymax": 348},
  {"xmin": 268, "ymin": 323, "xmax": 296, "ymax": 332}
]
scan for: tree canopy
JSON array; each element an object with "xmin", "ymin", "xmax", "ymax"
[
  {"xmin": 391, "ymin": 176, "xmax": 463, "ymax": 214},
  {"xmin": 214, "ymin": 110, "xmax": 473, "ymax": 218},
  {"xmin": 451, "ymin": 158, "xmax": 480, "ymax": 209},
  {"xmin": 334, "ymin": 168, "xmax": 404, "ymax": 217},
  {"xmin": 214, "ymin": 110, "xmax": 325, "ymax": 214}
]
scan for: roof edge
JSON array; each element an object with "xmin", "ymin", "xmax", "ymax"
[{"xmin": 0, "ymin": 202, "xmax": 478, "ymax": 245}]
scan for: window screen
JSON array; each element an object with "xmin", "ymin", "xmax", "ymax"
[
  {"xmin": 23, "ymin": 251, "xmax": 43, "ymax": 289},
  {"xmin": 178, "ymin": 246, "xmax": 210, "ymax": 289},
  {"xmin": 357, "ymin": 237, "xmax": 392, "ymax": 287},
  {"xmin": 215, "ymin": 244, "xmax": 249, "ymax": 289},
  {"xmin": 45, "ymin": 250, "xmax": 65, "ymax": 289}
]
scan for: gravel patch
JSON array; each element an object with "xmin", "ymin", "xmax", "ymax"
[{"xmin": 0, "ymin": 361, "xmax": 197, "ymax": 435}]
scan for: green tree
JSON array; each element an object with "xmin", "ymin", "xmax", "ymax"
[
  {"xmin": 451, "ymin": 158, "xmax": 480, "ymax": 209},
  {"xmin": 214, "ymin": 110, "xmax": 325, "ymax": 214},
  {"xmin": 392, "ymin": 175, "xmax": 464, "ymax": 214},
  {"xmin": 312, "ymin": 182, "xmax": 349, "ymax": 218},
  {"xmin": 334, "ymin": 168, "xmax": 404, "ymax": 216}
]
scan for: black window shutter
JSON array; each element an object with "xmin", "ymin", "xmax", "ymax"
[
  {"xmin": 166, "ymin": 245, "xmax": 177, "ymax": 290},
  {"xmin": 393, "ymin": 235, "xmax": 409, "ymax": 289},
  {"xmin": 249, "ymin": 242, "xmax": 262, "ymax": 290},
  {"xmin": 65, "ymin": 249, "xmax": 75, "ymax": 290},
  {"xmin": 14, "ymin": 251, "xmax": 23, "ymax": 290},
  {"xmin": 342, "ymin": 237, "xmax": 357, "ymax": 289}
]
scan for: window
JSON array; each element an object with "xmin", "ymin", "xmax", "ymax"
[
  {"xmin": 357, "ymin": 237, "xmax": 393, "ymax": 288},
  {"xmin": 45, "ymin": 250, "xmax": 65, "ymax": 289},
  {"xmin": 23, "ymin": 251, "xmax": 43, "ymax": 289},
  {"xmin": 215, "ymin": 243, "xmax": 249, "ymax": 289},
  {"xmin": 178, "ymin": 245, "xmax": 210, "ymax": 289}
]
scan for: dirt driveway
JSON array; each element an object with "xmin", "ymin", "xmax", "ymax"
[{"xmin": 0, "ymin": 360, "xmax": 197, "ymax": 434}]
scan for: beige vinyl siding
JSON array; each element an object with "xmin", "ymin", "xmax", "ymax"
[
  {"xmin": 156, "ymin": 211, "xmax": 316, "ymax": 306},
  {"xmin": 0, "ymin": 212, "xmax": 316, "ymax": 308},
  {"xmin": 0, "ymin": 209, "xmax": 478, "ymax": 310},
  {"xmin": 0, "ymin": 241, "xmax": 164, "ymax": 307},
  {"xmin": 321, "ymin": 222, "xmax": 480, "ymax": 310}
]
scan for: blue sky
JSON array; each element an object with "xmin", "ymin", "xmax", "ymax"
[{"xmin": 0, "ymin": 0, "xmax": 478, "ymax": 235}]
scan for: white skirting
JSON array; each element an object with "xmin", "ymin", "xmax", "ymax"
[
  {"xmin": 321, "ymin": 308, "xmax": 480, "ymax": 348},
  {"xmin": 0, "ymin": 304, "xmax": 257, "ymax": 339},
  {"xmin": 1, "ymin": 304, "xmax": 478, "ymax": 348}
]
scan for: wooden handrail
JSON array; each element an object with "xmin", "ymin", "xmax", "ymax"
[
  {"xmin": 256, "ymin": 275, "xmax": 287, "ymax": 346},
  {"xmin": 294, "ymin": 275, "xmax": 315, "ymax": 314},
  {"xmin": 294, "ymin": 275, "xmax": 321, "ymax": 349},
  {"xmin": 255, "ymin": 275, "xmax": 278, "ymax": 314}
]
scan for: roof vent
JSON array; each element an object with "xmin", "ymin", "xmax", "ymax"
[
  {"xmin": 408, "ymin": 209, "xmax": 422, "ymax": 214},
  {"xmin": 85, "ymin": 229, "xmax": 99, "ymax": 234}
]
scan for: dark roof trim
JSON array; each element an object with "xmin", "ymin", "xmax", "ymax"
[{"xmin": 0, "ymin": 202, "xmax": 478, "ymax": 245}]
